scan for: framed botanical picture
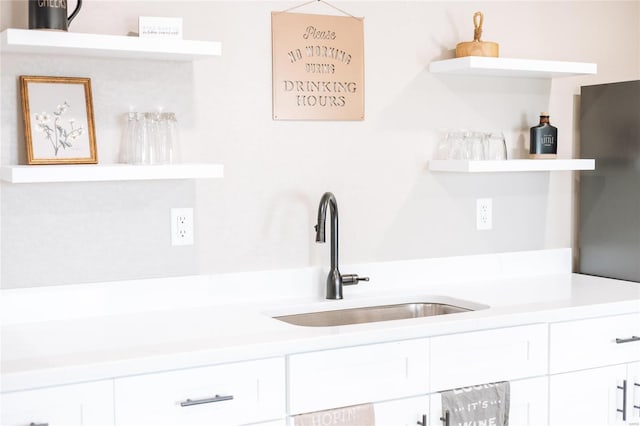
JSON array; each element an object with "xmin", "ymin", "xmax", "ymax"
[{"xmin": 20, "ymin": 76, "xmax": 97, "ymax": 165}]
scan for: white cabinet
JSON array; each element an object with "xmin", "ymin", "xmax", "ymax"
[
  {"xmin": 550, "ymin": 313, "xmax": 640, "ymax": 374},
  {"xmin": 429, "ymin": 324, "xmax": 548, "ymax": 391},
  {"xmin": 373, "ymin": 396, "xmax": 430, "ymax": 426},
  {"xmin": 1, "ymin": 380, "xmax": 114, "ymax": 426},
  {"xmin": 287, "ymin": 339, "xmax": 429, "ymax": 415},
  {"xmin": 549, "ymin": 313, "xmax": 640, "ymax": 426},
  {"xmin": 429, "ymin": 377, "xmax": 548, "ymax": 426},
  {"xmin": 550, "ymin": 362, "xmax": 640, "ymax": 426},
  {"xmin": 114, "ymin": 357, "xmax": 285, "ymax": 426},
  {"xmin": 630, "ymin": 363, "xmax": 640, "ymax": 425}
]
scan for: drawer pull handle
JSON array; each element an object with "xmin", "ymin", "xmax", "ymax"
[
  {"xmin": 417, "ymin": 414, "xmax": 427, "ymax": 426},
  {"xmin": 30, "ymin": 423, "xmax": 49, "ymax": 426},
  {"xmin": 615, "ymin": 336, "xmax": 640, "ymax": 344},
  {"xmin": 617, "ymin": 380, "xmax": 627, "ymax": 421},
  {"xmin": 180, "ymin": 394, "xmax": 234, "ymax": 407},
  {"xmin": 440, "ymin": 410, "xmax": 450, "ymax": 426}
]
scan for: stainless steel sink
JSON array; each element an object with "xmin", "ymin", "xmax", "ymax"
[{"xmin": 273, "ymin": 302, "xmax": 474, "ymax": 327}]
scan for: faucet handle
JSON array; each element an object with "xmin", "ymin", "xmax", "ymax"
[{"xmin": 342, "ymin": 274, "xmax": 369, "ymax": 286}]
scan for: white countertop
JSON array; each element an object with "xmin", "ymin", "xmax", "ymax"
[{"xmin": 2, "ymin": 249, "xmax": 639, "ymax": 393}]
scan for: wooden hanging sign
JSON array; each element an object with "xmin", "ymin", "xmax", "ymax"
[{"xmin": 271, "ymin": 11, "xmax": 364, "ymax": 120}]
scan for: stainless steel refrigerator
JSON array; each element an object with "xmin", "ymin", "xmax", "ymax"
[{"xmin": 579, "ymin": 80, "xmax": 640, "ymax": 282}]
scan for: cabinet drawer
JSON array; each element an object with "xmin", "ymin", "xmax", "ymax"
[
  {"xmin": 550, "ymin": 312, "xmax": 640, "ymax": 374},
  {"xmin": 1, "ymin": 380, "xmax": 114, "ymax": 426},
  {"xmin": 288, "ymin": 339, "xmax": 429, "ymax": 415},
  {"xmin": 114, "ymin": 357, "xmax": 285, "ymax": 426},
  {"xmin": 374, "ymin": 395, "xmax": 429, "ymax": 426},
  {"xmin": 429, "ymin": 376, "xmax": 548, "ymax": 426},
  {"xmin": 429, "ymin": 324, "xmax": 548, "ymax": 391}
]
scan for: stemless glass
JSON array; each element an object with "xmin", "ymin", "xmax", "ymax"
[
  {"xmin": 464, "ymin": 131, "xmax": 485, "ymax": 160},
  {"xmin": 485, "ymin": 132, "xmax": 508, "ymax": 160},
  {"xmin": 132, "ymin": 112, "xmax": 148, "ymax": 165},
  {"xmin": 163, "ymin": 112, "xmax": 180, "ymax": 164},
  {"xmin": 446, "ymin": 131, "xmax": 466, "ymax": 160},
  {"xmin": 120, "ymin": 112, "xmax": 135, "ymax": 164},
  {"xmin": 121, "ymin": 111, "xmax": 180, "ymax": 165},
  {"xmin": 145, "ymin": 112, "xmax": 162, "ymax": 165}
]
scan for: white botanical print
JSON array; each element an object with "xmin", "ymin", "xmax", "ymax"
[{"xmin": 34, "ymin": 100, "xmax": 84, "ymax": 156}]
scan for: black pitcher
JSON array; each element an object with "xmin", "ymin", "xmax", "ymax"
[{"xmin": 29, "ymin": 0, "xmax": 82, "ymax": 31}]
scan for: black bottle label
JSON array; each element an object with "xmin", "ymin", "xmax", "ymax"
[{"xmin": 530, "ymin": 124, "xmax": 557, "ymax": 155}]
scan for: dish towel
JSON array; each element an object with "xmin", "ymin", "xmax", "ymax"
[
  {"xmin": 440, "ymin": 381, "xmax": 510, "ymax": 426},
  {"xmin": 293, "ymin": 403, "xmax": 375, "ymax": 426}
]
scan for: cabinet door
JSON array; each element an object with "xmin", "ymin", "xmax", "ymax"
[
  {"xmin": 430, "ymin": 324, "xmax": 548, "ymax": 391},
  {"xmin": 1, "ymin": 380, "xmax": 114, "ymax": 426},
  {"xmin": 428, "ymin": 377, "xmax": 547, "ymax": 426},
  {"xmin": 114, "ymin": 358, "xmax": 285, "ymax": 426},
  {"xmin": 288, "ymin": 339, "xmax": 429, "ymax": 414},
  {"xmin": 550, "ymin": 313, "xmax": 640, "ymax": 374},
  {"xmin": 549, "ymin": 364, "xmax": 628, "ymax": 426},
  {"xmin": 373, "ymin": 396, "xmax": 430, "ymax": 426},
  {"xmin": 628, "ymin": 362, "xmax": 640, "ymax": 425}
]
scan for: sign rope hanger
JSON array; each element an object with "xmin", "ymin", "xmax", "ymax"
[{"xmin": 282, "ymin": 0, "xmax": 360, "ymax": 19}]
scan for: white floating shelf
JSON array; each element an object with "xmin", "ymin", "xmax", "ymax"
[
  {"xmin": 1, "ymin": 163, "xmax": 224, "ymax": 183},
  {"xmin": 0, "ymin": 28, "xmax": 221, "ymax": 61},
  {"xmin": 429, "ymin": 56, "xmax": 597, "ymax": 78},
  {"xmin": 429, "ymin": 159, "xmax": 595, "ymax": 173}
]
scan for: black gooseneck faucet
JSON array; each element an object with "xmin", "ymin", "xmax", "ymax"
[{"xmin": 315, "ymin": 192, "xmax": 369, "ymax": 299}]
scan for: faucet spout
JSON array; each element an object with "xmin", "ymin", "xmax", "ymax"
[{"xmin": 314, "ymin": 192, "xmax": 368, "ymax": 300}]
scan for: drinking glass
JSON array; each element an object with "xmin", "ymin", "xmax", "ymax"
[
  {"xmin": 132, "ymin": 112, "xmax": 148, "ymax": 165},
  {"xmin": 446, "ymin": 131, "xmax": 466, "ymax": 160},
  {"xmin": 164, "ymin": 112, "xmax": 180, "ymax": 163},
  {"xmin": 120, "ymin": 111, "xmax": 180, "ymax": 164},
  {"xmin": 120, "ymin": 112, "xmax": 136, "ymax": 164},
  {"xmin": 464, "ymin": 131, "xmax": 485, "ymax": 160},
  {"xmin": 484, "ymin": 132, "xmax": 508, "ymax": 160}
]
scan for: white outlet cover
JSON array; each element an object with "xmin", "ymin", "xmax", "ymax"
[
  {"xmin": 171, "ymin": 207, "xmax": 194, "ymax": 246},
  {"xmin": 476, "ymin": 198, "xmax": 493, "ymax": 231}
]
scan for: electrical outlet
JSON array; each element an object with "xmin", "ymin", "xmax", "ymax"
[
  {"xmin": 171, "ymin": 208, "xmax": 194, "ymax": 246},
  {"xmin": 476, "ymin": 198, "xmax": 492, "ymax": 230}
]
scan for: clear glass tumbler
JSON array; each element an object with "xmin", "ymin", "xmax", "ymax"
[
  {"xmin": 485, "ymin": 132, "xmax": 508, "ymax": 160},
  {"xmin": 120, "ymin": 112, "xmax": 136, "ymax": 164},
  {"xmin": 464, "ymin": 131, "xmax": 485, "ymax": 160},
  {"xmin": 446, "ymin": 131, "xmax": 466, "ymax": 160}
]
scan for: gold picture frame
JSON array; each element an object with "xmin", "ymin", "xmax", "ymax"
[{"xmin": 20, "ymin": 76, "xmax": 97, "ymax": 165}]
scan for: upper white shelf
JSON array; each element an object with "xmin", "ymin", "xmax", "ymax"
[
  {"xmin": 429, "ymin": 56, "xmax": 597, "ymax": 78},
  {"xmin": 428, "ymin": 159, "xmax": 595, "ymax": 173},
  {"xmin": 1, "ymin": 163, "xmax": 224, "ymax": 183},
  {"xmin": 0, "ymin": 28, "xmax": 221, "ymax": 61}
]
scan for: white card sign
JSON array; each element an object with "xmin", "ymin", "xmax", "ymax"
[{"xmin": 271, "ymin": 12, "xmax": 364, "ymax": 121}]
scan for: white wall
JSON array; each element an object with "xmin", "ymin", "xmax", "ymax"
[{"xmin": 1, "ymin": 1, "xmax": 639, "ymax": 288}]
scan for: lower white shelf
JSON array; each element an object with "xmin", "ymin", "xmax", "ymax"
[
  {"xmin": 1, "ymin": 163, "xmax": 224, "ymax": 183},
  {"xmin": 428, "ymin": 159, "xmax": 595, "ymax": 173}
]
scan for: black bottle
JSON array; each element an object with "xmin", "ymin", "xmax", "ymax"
[{"xmin": 529, "ymin": 113, "xmax": 557, "ymax": 158}]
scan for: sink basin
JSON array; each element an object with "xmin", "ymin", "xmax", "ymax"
[{"xmin": 273, "ymin": 302, "xmax": 475, "ymax": 327}]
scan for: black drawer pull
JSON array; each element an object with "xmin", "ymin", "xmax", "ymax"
[
  {"xmin": 615, "ymin": 336, "xmax": 640, "ymax": 344},
  {"xmin": 617, "ymin": 380, "xmax": 627, "ymax": 421},
  {"xmin": 30, "ymin": 423, "xmax": 49, "ymax": 426},
  {"xmin": 180, "ymin": 394, "xmax": 234, "ymax": 407},
  {"xmin": 417, "ymin": 414, "xmax": 427, "ymax": 425},
  {"xmin": 440, "ymin": 410, "xmax": 450, "ymax": 426}
]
